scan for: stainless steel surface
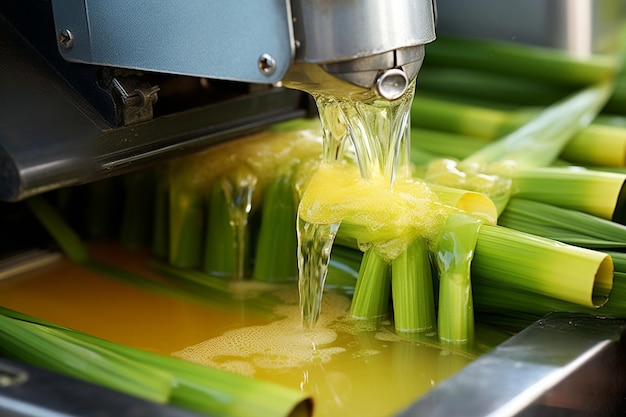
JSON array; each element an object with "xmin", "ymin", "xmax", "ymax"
[
  {"xmin": 50, "ymin": 0, "xmax": 295, "ymax": 84},
  {"xmin": 435, "ymin": 0, "xmax": 626, "ymax": 56},
  {"xmin": 289, "ymin": 0, "xmax": 435, "ymax": 64},
  {"xmin": 284, "ymin": 0, "xmax": 435, "ymax": 98},
  {"xmin": 398, "ymin": 313, "xmax": 626, "ymax": 417}
]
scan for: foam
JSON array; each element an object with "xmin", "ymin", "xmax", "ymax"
[
  {"xmin": 172, "ymin": 291, "xmax": 352, "ymax": 376},
  {"xmin": 298, "ymin": 164, "xmax": 452, "ymax": 261}
]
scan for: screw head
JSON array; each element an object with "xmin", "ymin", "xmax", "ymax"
[
  {"xmin": 59, "ymin": 29, "xmax": 74, "ymax": 50},
  {"xmin": 258, "ymin": 53, "xmax": 277, "ymax": 77}
]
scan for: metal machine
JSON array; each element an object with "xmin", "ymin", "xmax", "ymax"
[
  {"xmin": 1, "ymin": 1, "xmax": 626, "ymax": 417},
  {"xmin": 0, "ymin": 0, "xmax": 436, "ymax": 202}
]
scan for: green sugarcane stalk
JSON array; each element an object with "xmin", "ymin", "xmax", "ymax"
[
  {"xmin": 203, "ymin": 180, "xmax": 238, "ymax": 276},
  {"xmin": 0, "ymin": 314, "xmax": 173, "ymax": 404},
  {"xmin": 391, "ymin": 238, "xmax": 436, "ymax": 334},
  {"xmin": 152, "ymin": 167, "xmax": 170, "ymax": 260},
  {"xmin": 26, "ymin": 195, "xmax": 89, "ymax": 263},
  {"xmin": 0, "ymin": 307, "xmax": 312, "ymax": 417},
  {"xmin": 463, "ymin": 81, "xmax": 614, "ymax": 168},
  {"xmin": 168, "ymin": 184, "xmax": 204, "ymax": 269},
  {"xmin": 472, "ymin": 225, "xmax": 613, "ymax": 308},
  {"xmin": 120, "ymin": 170, "xmax": 155, "ymax": 249},
  {"xmin": 499, "ymin": 198, "xmax": 626, "ymax": 249},
  {"xmin": 435, "ymin": 213, "xmax": 482, "ymax": 346},
  {"xmin": 253, "ymin": 174, "xmax": 298, "ymax": 282},
  {"xmin": 350, "ymin": 247, "xmax": 391, "ymax": 319},
  {"xmin": 417, "ymin": 66, "xmax": 574, "ymax": 107},
  {"xmin": 424, "ymin": 36, "xmax": 617, "ymax": 86},
  {"xmin": 511, "ymin": 167, "xmax": 626, "ymax": 221}
]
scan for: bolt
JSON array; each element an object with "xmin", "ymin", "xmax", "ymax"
[
  {"xmin": 258, "ymin": 53, "xmax": 277, "ymax": 77},
  {"xmin": 59, "ymin": 29, "xmax": 74, "ymax": 50}
]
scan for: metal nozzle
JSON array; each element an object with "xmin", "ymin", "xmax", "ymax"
[
  {"xmin": 320, "ymin": 45, "xmax": 426, "ymax": 99},
  {"xmin": 376, "ymin": 69, "xmax": 409, "ymax": 100},
  {"xmin": 284, "ymin": 0, "xmax": 436, "ymax": 99}
]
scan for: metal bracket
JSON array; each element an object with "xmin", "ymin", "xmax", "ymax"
[{"xmin": 111, "ymin": 77, "xmax": 160, "ymax": 125}]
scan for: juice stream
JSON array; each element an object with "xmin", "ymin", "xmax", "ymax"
[{"xmin": 297, "ymin": 82, "xmax": 416, "ymax": 328}]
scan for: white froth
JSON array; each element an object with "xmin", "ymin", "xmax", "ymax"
[
  {"xmin": 374, "ymin": 328, "xmax": 407, "ymax": 342},
  {"xmin": 172, "ymin": 291, "xmax": 352, "ymax": 376}
]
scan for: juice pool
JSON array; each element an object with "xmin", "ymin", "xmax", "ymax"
[{"xmin": 0, "ymin": 243, "xmax": 474, "ymax": 417}]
